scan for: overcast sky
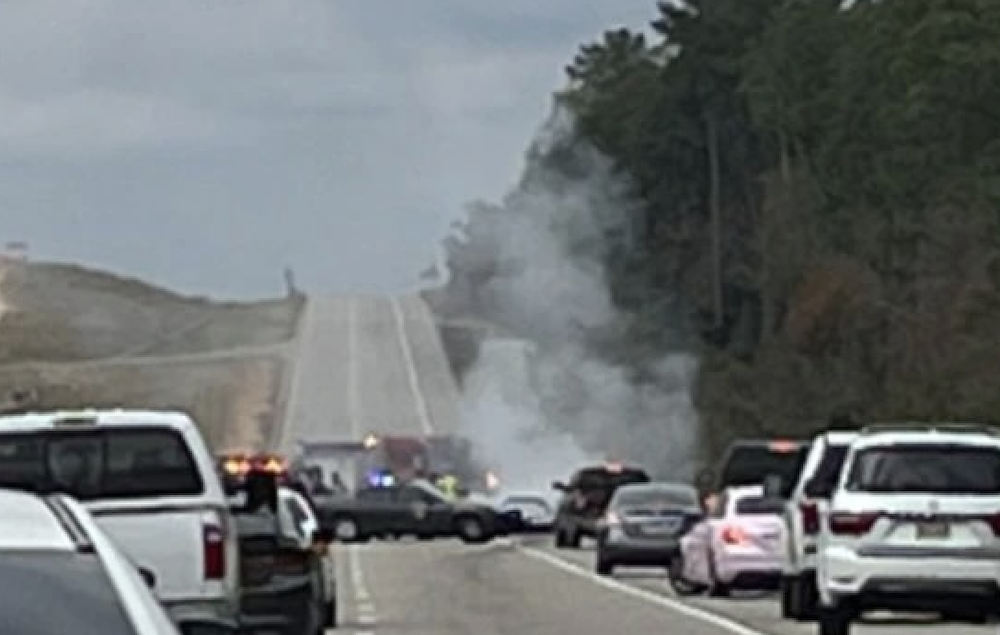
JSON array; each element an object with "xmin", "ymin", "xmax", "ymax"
[{"xmin": 0, "ymin": 1, "xmax": 654, "ymax": 298}]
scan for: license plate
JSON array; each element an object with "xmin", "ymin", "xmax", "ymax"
[
  {"xmin": 916, "ymin": 521, "xmax": 949, "ymax": 538},
  {"xmin": 644, "ymin": 522, "xmax": 676, "ymax": 535}
]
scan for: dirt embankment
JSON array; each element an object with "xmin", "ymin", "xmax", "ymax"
[{"xmin": 0, "ymin": 260, "xmax": 303, "ymax": 448}]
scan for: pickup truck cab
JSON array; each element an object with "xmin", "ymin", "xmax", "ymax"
[{"xmin": 0, "ymin": 409, "xmax": 239, "ymax": 622}]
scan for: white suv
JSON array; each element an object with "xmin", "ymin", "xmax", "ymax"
[
  {"xmin": 780, "ymin": 430, "xmax": 857, "ymax": 620},
  {"xmin": 815, "ymin": 424, "xmax": 1000, "ymax": 635}
]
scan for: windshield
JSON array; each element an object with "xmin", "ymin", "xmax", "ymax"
[
  {"xmin": 717, "ymin": 444, "xmax": 809, "ymax": 497},
  {"xmin": 735, "ymin": 496, "xmax": 786, "ymax": 515},
  {"xmin": 612, "ymin": 485, "xmax": 699, "ymax": 509},
  {"xmin": 0, "ymin": 551, "xmax": 137, "ymax": 635},
  {"xmin": 0, "ymin": 427, "xmax": 203, "ymax": 500},
  {"xmin": 844, "ymin": 444, "xmax": 1000, "ymax": 494},
  {"xmin": 575, "ymin": 468, "xmax": 650, "ymax": 490}
]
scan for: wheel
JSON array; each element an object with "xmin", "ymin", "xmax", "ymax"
[
  {"xmin": 941, "ymin": 608, "xmax": 988, "ymax": 624},
  {"xmin": 781, "ymin": 575, "xmax": 801, "ymax": 618},
  {"xmin": 566, "ymin": 528, "xmax": 581, "ymax": 548},
  {"xmin": 817, "ymin": 601, "xmax": 854, "ymax": 635},
  {"xmin": 554, "ymin": 528, "xmax": 569, "ymax": 548},
  {"xmin": 706, "ymin": 552, "xmax": 731, "ymax": 597},
  {"xmin": 594, "ymin": 547, "xmax": 614, "ymax": 575},
  {"xmin": 324, "ymin": 597, "xmax": 337, "ymax": 628},
  {"xmin": 455, "ymin": 515, "xmax": 486, "ymax": 543},
  {"xmin": 332, "ymin": 517, "xmax": 359, "ymax": 543},
  {"xmin": 798, "ymin": 574, "xmax": 819, "ymax": 621},
  {"xmin": 667, "ymin": 553, "xmax": 705, "ymax": 596}
]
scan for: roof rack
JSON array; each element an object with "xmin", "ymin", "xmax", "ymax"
[
  {"xmin": 860, "ymin": 422, "xmax": 1000, "ymax": 436},
  {"xmin": 43, "ymin": 496, "xmax": 95, "ymax": 553}
]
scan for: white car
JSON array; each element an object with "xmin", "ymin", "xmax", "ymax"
[
  {"xmin": 815, "ymin": 423, "xmax": 1000, "ymax": 635},
  {"xmin": 278, "ymin": 486, "xmax": 337, "ymax": 627},
  {"xmin": 779, "ymin": 430, "xmax": 857, "ymax": 620},
  {"xmin": 0, "ymin": 409, "xmax": 240, "ymax": 623},
  {"xmin": 0, "ymin": 486, "xmax": 220, "ymax": 635},
  {"xmin": 498, "ymin": 492, "xmax": 555, "ymax": 530}
]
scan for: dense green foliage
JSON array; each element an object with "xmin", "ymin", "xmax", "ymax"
[{"xmin": 439, "ymin": 0, "xmax": 1000, "ymax": 451}]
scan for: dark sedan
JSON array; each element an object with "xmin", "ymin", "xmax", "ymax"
[{"xmin": 594, "ymin": 482, "xmax": 703, "ymax": 575}]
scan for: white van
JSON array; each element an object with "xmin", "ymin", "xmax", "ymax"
[{"xmin": 0, "ymin": 409, "xmax": 239, "ymax": 622}]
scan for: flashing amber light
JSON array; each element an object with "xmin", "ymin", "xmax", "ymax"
[
  {"xmin": 768, "ymin": 440, "xmax": 798, "ymax": 453},
  {"xmin": 257, "ymin": 456, "xmax": 286, "ymax": 474},
  {"xmin": 363, "ymin": 434, "xmax": 379, "ymax": 449},
  {"xmin": 223, "ymin": 458, "xmax": 250, "ymax": 475}
]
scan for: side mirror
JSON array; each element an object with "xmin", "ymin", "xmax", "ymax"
[
  {"xmin": 763, "ymin": 474, "xmax": 783, "ymax": 499},
  {"xmin": 551, "ymin": 481, "xmax": 567, "ymax": 492},
  {"xmin": 138, "ymin": 566, "xmax": 156, "ymax": 589},
  {"xmin": 175, "ymin": 616, "xmax": 241, "ymax": 635}
]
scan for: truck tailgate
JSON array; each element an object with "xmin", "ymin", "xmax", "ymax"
[{"xmin": 90, "ymin": 506, "xmax": 209, "ymax": 602}]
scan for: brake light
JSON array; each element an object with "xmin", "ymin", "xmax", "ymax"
[
  {"xmin": 720, "ymin": 525, "xmax": 747, "ymax": 544},
  {"xmin": 800, "ymin": 501, "xmax": 820, "ymax": 535},
  {"xmin": 274, "ymin": 549, "xmax": 310, "ymax": 575},
  {"xmin": 981, "ymin": 513, "xmax": 1000, "ymax": 536},
  {"xmin": 203, "ymin": 523, "xmax": 225, "ymax": 579},
  {"xmin": 828, "ymin": 511, "xmax": 880, "ymax": 535},
  {"xmin": 769, "ymin": 440, "xmax": 798, "ymax": 453}
]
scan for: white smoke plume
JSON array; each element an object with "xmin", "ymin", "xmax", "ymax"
[{"xmin": 450, "ymin": 106, "xmax": 700, "ymax": 492}]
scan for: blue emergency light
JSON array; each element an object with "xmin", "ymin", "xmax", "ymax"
[{"xmin": 367, "ymin": 469, "xmax": 395, "ymax": 487}]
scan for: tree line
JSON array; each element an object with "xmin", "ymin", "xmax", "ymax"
[{"xmin": 436, "ymin": 0, "xmax": 1000, "ymax": 453}]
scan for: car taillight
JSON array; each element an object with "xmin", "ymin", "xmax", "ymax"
[
  {"xmin": 800, "ymin": 501, "xmax": 820, "ymax": 535},
  {"xmin": 203, "ymin": 523, "xmax": 225, "ymax": 579},
  {"xmin": 274, "ymin": 549, "xmax": 310, "ymax": 575},
  {"xmin": 981, "ymin": 513, "xmax": 1000, "ymax": 536},
  {"xmin": 828, "ymin": 511, "xmax": 880, "ymax": 535},
  {"xmin": 720, "ymin": 525, "xmax": 747, "ymax": 544}
]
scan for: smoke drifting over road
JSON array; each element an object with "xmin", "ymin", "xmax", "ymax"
[{"xmin": 449, "ymin": 107, "xmax": 700, "ymax": 490}]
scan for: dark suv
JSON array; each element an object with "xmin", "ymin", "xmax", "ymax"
[{"xmin": 552, "ymin": 464, "xmax": 651, "ymax": 548}]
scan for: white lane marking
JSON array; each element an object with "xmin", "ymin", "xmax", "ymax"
[
  {"xmin": 390, "ymin": 296, "xmax": 434, "ymax": 435},
  {"xmin": 357, "ymin": 614, "xmax": 376, "ymax": 626},
  {"xmin": 357, "ymin": 602, "xmax": 376, "ymax": 614},
  {"xmin": 348, "ymin": 298, "xmax": 360, "ymax": 437},
  {"xmin": 519, "ymin": 547, "xmax": 768, "ymax": 635},
  {"xmin": 347, "ymin": 546, "xmax": 378, "ymax": 626}
]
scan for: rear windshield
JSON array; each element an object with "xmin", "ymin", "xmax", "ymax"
[
  {"xmin": 0, "ymin": 551, "xmax": 137, "ymax": 635},
  {"xmin": 614, "ymin": 486, "xmax": 699, "ymax": 508},
  {"xmin": 735, "ymin": 496, "xmax": 786, "ymax": 515},
  {"xmin": 845, "ymin": 444, "xmax": 1000, "ymax": 494},
  {"xmin": 0, "ymin": 427, "xmax": 204, "ymax": 500},
  {"xmin": 718, "ymin": 444, "xmax": 809, "ymax": 496},
  {"xmin": 575, "ymin": 468, "xmax": 650, "ymax": 490}
]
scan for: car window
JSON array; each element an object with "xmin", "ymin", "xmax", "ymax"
[
  {"xmin": 613, "ymin": 486, "xmax": 699, "ymax": 509},
  {"xmin": 717, "ymin": 444, "xmax": 809, "ymax": 496},
  {"xmin": 0, "ymin": 550, "xmax": 138, "ymax": 635},
  {"xmin": 806, "ymin": 444, "xmax": 849, "ymax": 498},
  {"xmin": 399, "ymin": 485, "xmax": 439, "ymax": 504},
  {"xmin": 735, "ymin": 496, "xmax": 785, "ymax": 515},
  {"xmin": 356, "ymin": 487, "xmax": 394, "ymax": 502},
  {"xmin": 844, "ymin": 444, "xmax": 1000, "ymax": 494},
  {"xmin": 0, "ymin": 427, "xmax": 203, "ymax": 500}
]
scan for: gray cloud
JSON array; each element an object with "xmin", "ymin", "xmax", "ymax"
[{"xmin": 0, "ymin": 0, "xmax": 653, "ymax": 297}]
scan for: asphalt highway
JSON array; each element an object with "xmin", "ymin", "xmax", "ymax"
[{"xmin": 282, "ymin": 295, "xmax": 993, "ymax": 635}]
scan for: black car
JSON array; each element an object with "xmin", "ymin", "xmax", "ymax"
[
  {"xmin": 699, "ymin": 439, "xmax": 811, "ymax": 499},
  {"xmin": 231, "ymin": 471, "xmax": 332, "ymax": 635},
  {"xmin": 552, "ymin": 463, "xmax": 651, "ymax": 548},
  {"xmin": 314, "ymin": 479, "xmax": 521, "ymax": 543},
  {"xmin": 594, "ymin": 482, "xmax": 702, "ymax": 575}
]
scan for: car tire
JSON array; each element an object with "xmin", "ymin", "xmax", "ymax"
[
  {"xmin": 667, "ymin": 553, "xmax": 704, "ymax": 596},
  {"xmin": 554, "ymin": 528, "xmax": 569, "ymax": 548},
  {"xmin": 566, "ymin": 528, "xmax": 581, "ymax": 548},
  {"xmin": 818, "ymin": 600, "xmax": 854, "ymax": 635},
  {"xmin": 324, "ymin": 597, "xmax": 337, "ymax": 629},
  {"xmin": 332, "ymin": 517, "xmax": 360, "ymax": 543},
  {"xmin": 595, "ymin": 553, "xmax": 614, "ymax": 576},
  {"xmin": 781, "ymin": 575, "xmax": 802, "ymax": 619},
  {"xmin": 798, "ymin": 574, "xmax": 819, "ymax": 621},
  {"xmin": 455, "ymin": 515, "xmax": 487, "ymax": 543}
]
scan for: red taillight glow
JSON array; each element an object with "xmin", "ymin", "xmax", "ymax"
[
  {"xmin": 828, "ymin": 511, "xmax": 880, "ymax": 535},
  {"xmin": 980, "ymin": 513, "xmax": 1000, "ymax": 536},
  {"xmin": 203, "ymin": 524, "xmax": 225, "ymax": 579},
  {"xmin": 720, "ymin": 525, "xmax": 747, "ymax": 544},
  {"xmin": 800, "ymin": 501, "xmax": 820, "ymax": 535}
]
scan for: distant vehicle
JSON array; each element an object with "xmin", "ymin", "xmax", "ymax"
[
  {"xmin": 0, "ymin": 409, "xmax": 240, "ymax": 623},
  {"xmin": 314, "ymin": 478, "xmax": 522, "ymax": 543},
  {"xmin": 0, "ymin": 486, "xmax": 223, "ymax": 635},
  {"xmin": 290, "ymin": 438, "xmax": 370, "ymax": 494},
  {"xmin": 594, "ymin": 482, "xmax": 703, "ymax": 575},
  {"xmin": 498, "ymin": 493, "xmax": 555, "ymax": 532},
  {"xmin": 229, "ymin": 469, "xmax": 334, "ymax": 635},
  {"xmin": 669, "ymin": 484, "xmax": 784, "ymax": 596},
  {"xmin": 779, "ymin": 430, "xmax": 857, "ymax": 620},
  {"xmin": 551, "ymin": 462, "xmax": 651, "ymax": 548},
  {"xmin": 699, "ymin": 439, "xmax": 811, "ymax": 500},
  {"xmin": 278, "ymin": 487, "xmax": 337, "ymax": 629},
  {"xmin": 217, "ymin": 451, "xmax": 291, "ymax": 489}
]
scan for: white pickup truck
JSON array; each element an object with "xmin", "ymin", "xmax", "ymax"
[{"xmin": 0, "ymin": 409, "xmax": 239, "ymax": 622}]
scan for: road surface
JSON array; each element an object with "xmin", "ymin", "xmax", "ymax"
[{"xmin": 280, "ymin": 294, "xmax": 993, "ymax": 635}]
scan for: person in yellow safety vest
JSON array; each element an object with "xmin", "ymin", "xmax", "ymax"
[{"xmin": 435, "ymin": 473, "xmax": 460, "ymax": 500}]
